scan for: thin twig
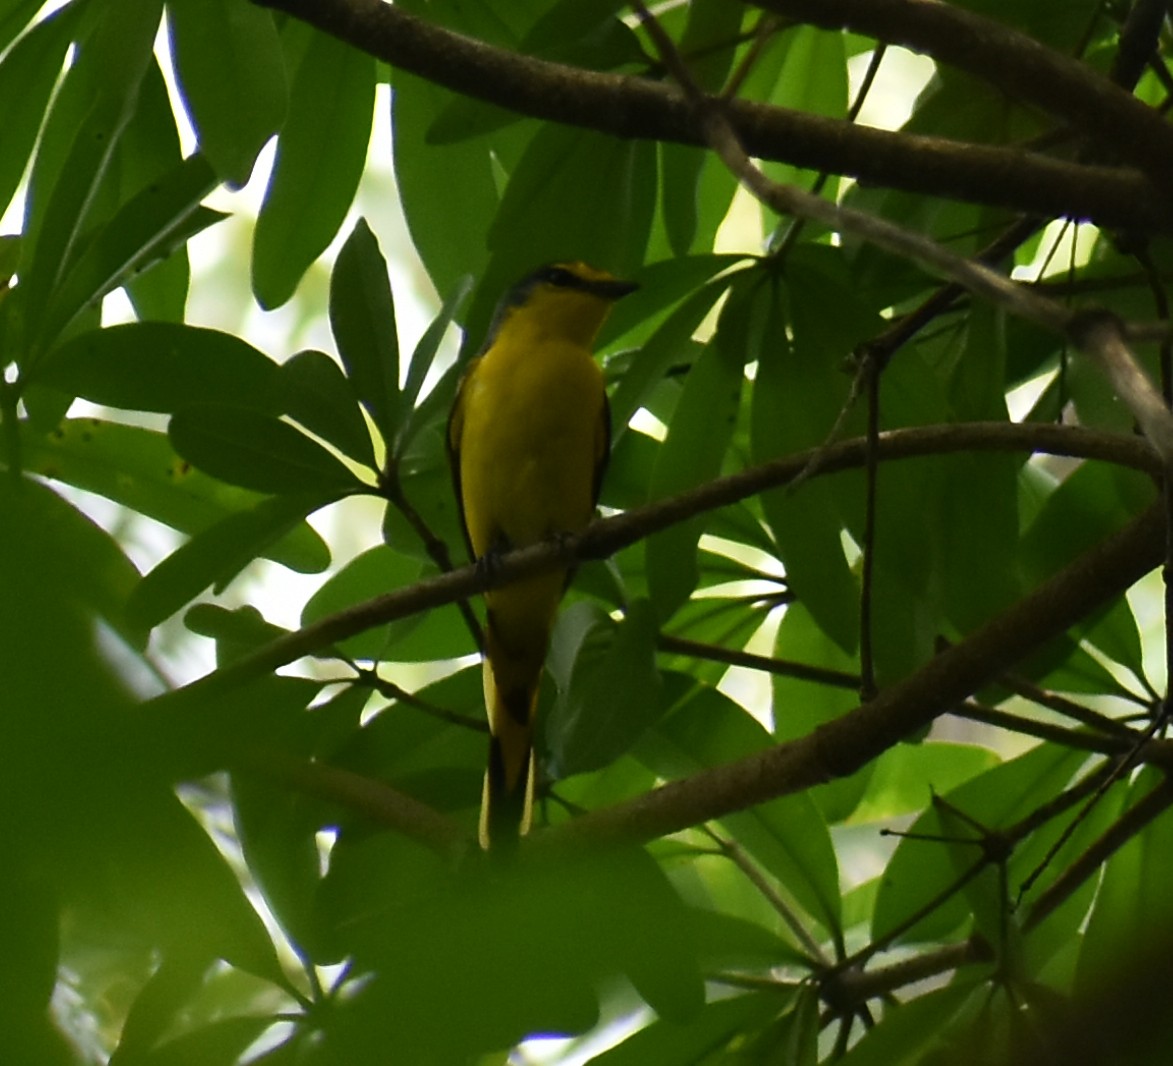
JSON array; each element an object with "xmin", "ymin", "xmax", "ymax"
[
  {"xmin": 658, "ymin": 632, "xmax": 859, "ymax": 689},
  {"xmin": 354, "ymin": 666, "xmax": 488, "ymax": 732},
  {"xmin": 1023, "ymin": 778, "xmax": 1173, "ymax": 932},
  {"xmin": 859, "ymin": 354, "xmax": 881, "ymax": 701},
  {"xmin": 706, "ymin": 827, "xmax": 830, "ymax": 965},
  {"xmin": 951, "ymin": 701, "xmax": 1134, "ymax": 755}
]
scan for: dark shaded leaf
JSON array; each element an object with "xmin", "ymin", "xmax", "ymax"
[
  {"xmin": 0, "ymin": 3, "xmax": 77, "ymax": 220},
  {"xmin": 329, "ymin": 219, "xmax": 400, "ymax": 441},
  {"xmin": 253, "ymin": 24, "xmax": 375, "ymax": 308},
  {"xmin": 37, "ymin": 322, "xmax": 282, "ymax": 414},
  {"xmin": 21, "ymin": 418, "xmax": 328, "ymax": 572},
  {"xmin": 279, "ymin": 349, "xmax": 378, "ymax": 470},
  {"xmin": 129, "ymin": 491, "xmax": 337, "ymax": 628},
  {"xmin": 646, "ymin": 279, "xmax": 747, "ymax": 617},
  {"xmin": 546, "ymin": 598, "xmax": 662, "ymax": 776},
  {"xmin": 18, "ymin": 0, "xmax": 163, "ymax": 358},
  {"xmin": 169, "ymin": 404, "xmax": 362, "ymax": 495},
  {"xmin": 167, "ymin": 0, "xmax": 286, "ymax": 186},
  {"xmin": 38, "ymin": 155, "xmax": 220, "ymax": 347}
]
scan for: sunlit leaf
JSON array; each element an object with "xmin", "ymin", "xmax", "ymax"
[
  {"xmin": 167, "ymin": 0, "xmax": 286, "ymax": 186},
  {"xmin": 253, "ymin": 24, "xmax": 375, "ymax": 309}
]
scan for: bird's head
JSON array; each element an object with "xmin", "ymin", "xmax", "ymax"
[{"xmin": 486, "ymin": 261, "xmax": 638, "ymax": 349}]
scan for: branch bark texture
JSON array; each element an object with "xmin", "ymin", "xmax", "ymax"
[
  {"xmin": 251, "ymin": 0, "xmax": 1171, "ymax": 232},
  {"xmin": 539, "ymin": 503, "xmax": 1165, "ymax": 850}
]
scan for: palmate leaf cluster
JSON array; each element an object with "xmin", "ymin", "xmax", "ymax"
[{"xmin": 4, "ymin": 0, "xmax": 1173, "ymax": 1063}]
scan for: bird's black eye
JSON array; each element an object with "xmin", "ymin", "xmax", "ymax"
[{"xmin": 539, "ymin": 265, "xmax": 578, "ymax": 288}]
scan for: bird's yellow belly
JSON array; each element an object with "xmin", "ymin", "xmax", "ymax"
[{"xmin": 459, "ymin": 341, "xmax": 604, "ymax": 558}]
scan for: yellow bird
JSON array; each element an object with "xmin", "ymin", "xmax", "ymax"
[{"xmin": 447, "ymin": 262, "xmax": 637, "ymax": 849}]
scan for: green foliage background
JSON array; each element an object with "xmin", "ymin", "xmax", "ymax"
[{"xmin": 4, "ymin": 0, "xmax": 1173, "ymax": 1062}]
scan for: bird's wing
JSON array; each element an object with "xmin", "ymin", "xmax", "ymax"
[
  {"xmin": 446, "ymin": 357, "xmax": 479, "ymax": 562},
  {"xmin": 592, "ymin": 390, "xmax": 611, "ymax": 508}
]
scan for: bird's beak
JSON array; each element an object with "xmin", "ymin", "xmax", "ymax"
[{"xmin": 592, "ymin": 278, "xmax": 639, "ymax": 301}]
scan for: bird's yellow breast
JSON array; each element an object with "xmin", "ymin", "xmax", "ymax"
[{"xmin": 456, "ymin": 320, "xmax": 606, "ymax": 558}]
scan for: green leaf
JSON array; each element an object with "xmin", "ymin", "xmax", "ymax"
[
  {"xmin": 184, "ymin": 604, "xmax": 290, "ymax": 667},
  {"xmin": 279, "ymin": 349, "xmax": 379, "ymax": 470},
  {"xmin": 253, "ymin": 25, "xmax": 375, "ymax": 308},
  {"xmin": 21, "ymin": 418, "xmax": 328, "ymax": 572},
  {"xmin": 761, "ymin": 26, "xmax": 848, "ymax": 202},
  {"xmin": 769, "ymin": 601, "xmax": 865, "ymax": 822},
  {"xmin": 129, "ymin": 491, "xmax": 337, "ymax": 628},
  {"xmin": 124, "ymin": 1016, "xmax": 277, "ymax": 1066},
  {"xmin": 486, "ymin": 126, "xmax": 656, "ymax": 279},
  {"xmin": 0, "ymin": 3, "xmax": 77, "ymax": 221},
  {"xmin": 460, "ymin": 126, "xmax": 656, "ymax": 349},
  {"xmin": 646, "ymin": 278, "xmax": 747, "ymax": 618},
  {"xmin": 852, "ymin": 742, "xmax": 1000, "ymax": 822},
  {"xmin": 384, "ymin": 424, "xmax": 468, "ymax": 562},
  {"xmin": 231, "ymin": 767, "xmax": 326, "ymax": 961},
  {"xmin": 602, "ymin": 253, "xmax": 746, "ymax": 355},
  {"xmin": 608, "ymin": 272, "xmax": 735, "ymax": 452},
  {"xmin": 1080, "ymin": 595, "xmax": 1144, "ymax": 680},
  {"xmin": 872, "ymin": 743, "xmax": 1085, "ymax": 946},
  {"xmin": 324, "ymin": 848, "xmax": 702, "ymax": 1057},
  {"xmin": 169, "ymin": 404, "xmax": 363, "ymax": 496},
  {"xmin": 391, "ymin": 70, "xmax": 513, "ymax": 299},
  {"xmin": 301, "ymin": 544, "xmax": 471, "ymax": 663},
  {"xmin": 688, "ymin": 906, "xmax": 810, "ymax": 972},
  {"xmin": 38, "ymin": 155, "xmax": 221, "ymax": 347},
  {"xmin": 590, "ymin": 992, "xmax": 781, "ymax": 1065},
  {"xmin": 166, "ymin": 0, "xmax": 286, "ymax": 186},
  {"xmin": 545, "ymin": 598, "xmax": 663, "ymax": 777},
  {"xmin": 93, "ymin": 955, "xmax": 207, "ymax": 1066},
  {"xmin": 396, "ymin": 274, "xmax": 473, "ymax": 452},
  {"xmin": 329, "ymin": 219, "xmax": 401, "ymax": 441},
  {"xmin": 0, "ymin": 0, "xmax": 44, "ymax": 52},
  {"xmin": 118, "ymin": 57, "xmax": 197, "ymax": 322},
  {"xmin": 14, "ymin": 476, "xmax": 145, "ymax": 649},
  {"xmin": 36, "ymin": 322, "xmax": 283, "ymax": 414},
  {"xmin": 18, "ymin": 0, "xmax": 163, "ymax": 358},
  {"xmin": 658, "ymin": 0, "xmax": 744, "ymax": 254},
  {"xmin": 1022, "ymin": 462, "xmax": 1155, "ymax": 584},
  {"xmin": 839, "ymin": 980, "xmax": 981, "ymax": 1065},
  {"xmin": 639, "ymin": 673, "xmax": 842, "ymax": 936},
  {"xmin": 751, "ymin": 265, "xmax": 860, "ymax": 653},
  {"xmin": 333, "ymin": 667, "xmax": 485, "ymax": 810},
  {"xmin": 1076, "ymin": 768, "xmax": 1173, "ymax": 997}
]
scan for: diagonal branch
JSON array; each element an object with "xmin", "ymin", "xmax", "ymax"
[
  {"xmin": 752, "ymin": 0, "xmax": 1173, "ymax": 185},
  {"xmin": 534, "ymin": 503, "xmax": 1165, "ymax": 851},
  {"xmin": 162, "ymin": 422, "xmax": 1159, "ymax": 703},
  {"xmin": 250, "ymin": 0, "xmax": 1172, "ymax": 233}
]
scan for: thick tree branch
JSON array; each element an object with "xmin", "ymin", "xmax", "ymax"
[
  {"xmin": 821, "ymin": 937, "xmax": 993, "ymax": 1013},
  {"xmin": 251, "ymin": 0, "xmax": 1171, "ymax": 233},
  {"xmin": 239, "ymin": 749, "xmax": 469, "ymax": 861},
  {"xmin": 753, "ymin": 0, "xmax": 1173, "ymax": 186},
  {"xmin": 535, "ymin": 504, "xmax": 1166, "ymax": 851}
]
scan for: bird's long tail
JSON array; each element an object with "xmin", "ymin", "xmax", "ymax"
[{"xmin": 478, "ymin": 609, "xmax": 547, "ymax": 850}]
